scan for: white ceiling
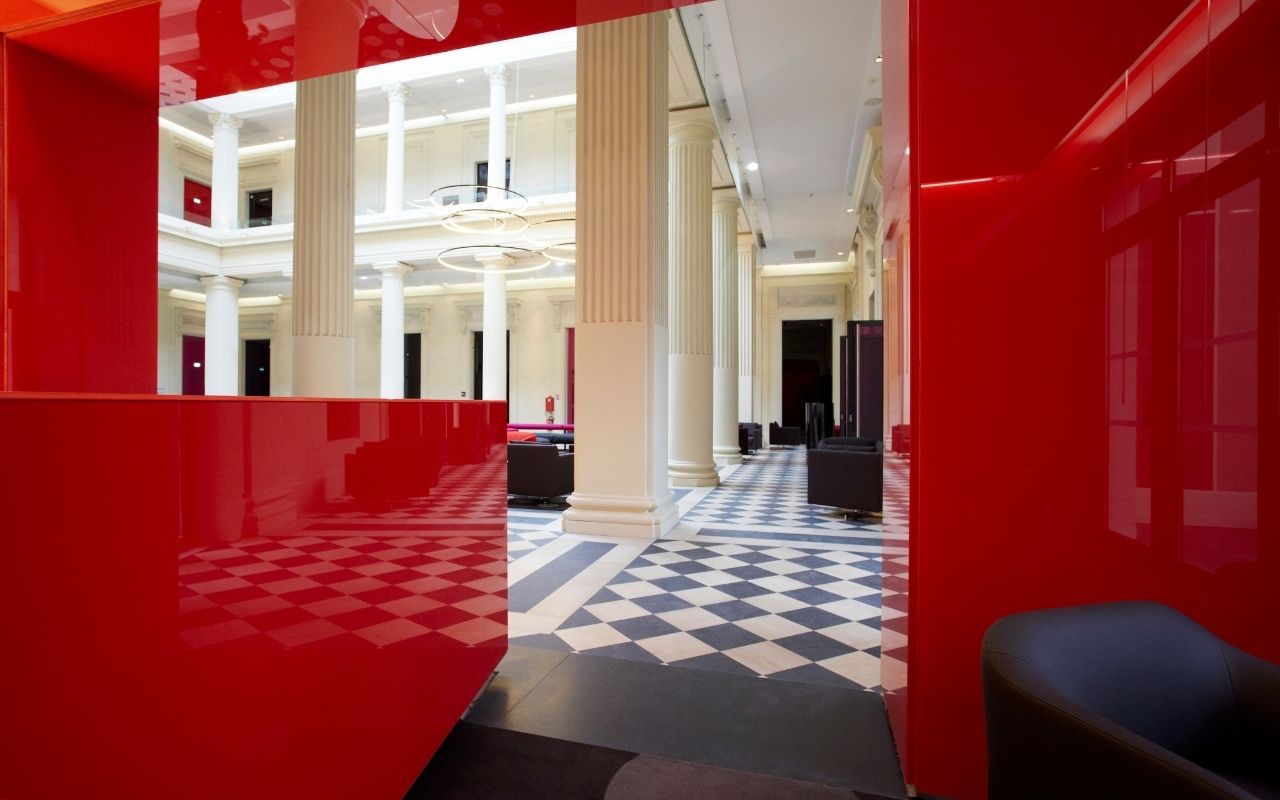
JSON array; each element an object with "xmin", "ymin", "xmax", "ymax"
[{"xmin": 679, "ymin": 0, "xmax": 882, "ymax": 266}]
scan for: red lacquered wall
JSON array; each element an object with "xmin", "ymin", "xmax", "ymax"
[
  {"xmin": 0, "ymin": 395, "xmax": 508, "ymax": 798},
  {"xmin": 898, "ymin": 0, "xmax": 1280, "ymax": 796}
]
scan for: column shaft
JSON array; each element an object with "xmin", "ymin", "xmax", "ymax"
[
  {"xmin": 201, "ymin": 275, "xmax": 243, "ymax": 395},
  {"xmin": 383, "ymin": 84, "xmax": 408, "ymax": 213},
  {"xmin": 481, "ymin": 63, "xmax": 510, "ymax": 403},
  {"xmin": 208, "ymin": 113, "xmax": 241, "ymax": 232},
  {"xmin": 292, "ymin": 70, "xmax": 356, "ymax": 397},
  {"xmin": 377, "ymin": 263, "xmax": 412, "ymax": 399},
  {"xmin": 737, "ymin": 233, "xmax": 757, "ymax": 422},
  {"xmin": 563, "ymin": 12, "xmax": 677, "ymax": 539},
  {"xmin": 711, "ymin": 197, "xmax": 740, "ymax": 465},
  {"xmin": 667, "ymin": 120, "xmax": 719, "ymax": 486}
]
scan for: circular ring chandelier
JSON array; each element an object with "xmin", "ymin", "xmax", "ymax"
[
  {"xmin": 408, "ymin": 184, "xmax": 530, "ymax": 213},
  {"xmin": 441, "ymin": 208, "xmax": 530, "ymax": 236},
  {"xmin": 436, "ymin": 244, "xmax": 552, "ymax": 275},
  {"xmin": 523, "ymin": 217, "xmax": 577, "ymax": 264}
]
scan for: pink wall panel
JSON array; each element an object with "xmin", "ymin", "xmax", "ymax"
[
  {"xmin": 903, "ymin": 0, "xmax": 1280, "ymax": 796},
  {"xmin": 0, "ymin": 395, "xmax": 508, "ymax": 798}
]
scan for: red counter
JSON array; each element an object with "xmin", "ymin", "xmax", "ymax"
[{"xmin": 0, "ymin": 395, "xmax": 507, "ymax": 798}]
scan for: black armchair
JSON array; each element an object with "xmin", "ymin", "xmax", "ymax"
[
  {"xmin": 738, "ymin": 422, "xmax": 762, "ymax": 455},
  {"xmin": 770, "ymin": 421, "xmax": 803, "ymax": 447},
  {"xmin": 984, "ymin": 601, "xmax": 1280, "ymax": 800},
  {"xmin": 806, "ymin": 446, "xmax": 882, "ymax": 512},
  {"xmin": 507, "ymin": 442, "xmax": 573, "ymax": 500}
]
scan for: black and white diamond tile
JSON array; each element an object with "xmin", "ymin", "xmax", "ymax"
[{"xmin": 530, "ymin": 539, "xmax": 884, "ymax": 690}]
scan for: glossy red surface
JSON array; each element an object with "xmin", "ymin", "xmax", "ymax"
[
  {"xmin": 0, "ymin": 395, "xmax": 508, "ymax": 798},
  {"xmin": 898, "ymin": 0, "xmax": 1280, "ymax": 796}
]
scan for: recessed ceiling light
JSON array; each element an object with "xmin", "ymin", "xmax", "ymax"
[
  {"xmin": 556, "ymin": 261, "xmax": 566, "ymax": 267},
  {"xmin": 846, "ymin": 208, "xmax": 855, "ymax": 213},
  {"xmin": 838, "ymin": 251, "xmax": 846, "ymax": 256},
  {"xmin": 875, "ymin": 54, "xmax": 884, "ymax": 63},
  {"xmin": 528, "ymin": 93, "xmax": 536, "ymax": 99},
  {"xmin": 456, "ymin": 77, "xmax": 465, "ymax": 84},
  {"xmin": 746, "ymin": 161, "xmax": 759, "ymax": 171},
  {"xmin": 276, "ymin": 136, "xmax": 284, "ymax": 140}
]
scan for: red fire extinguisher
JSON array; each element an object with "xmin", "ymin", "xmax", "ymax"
[{"xmin": 545, "ymin": 395, "xmax": 555, "ymax": 423}]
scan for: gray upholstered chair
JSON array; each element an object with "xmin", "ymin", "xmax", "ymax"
[{"xmin": 984, "ymin": 601, "xmax": 1280, "ymax": 799}]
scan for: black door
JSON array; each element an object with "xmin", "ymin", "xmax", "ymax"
[
  {"xmin": 472, "ymin": 331, "xmax": 511, "ymax": 412},
  {"xmin": 244, "ymin": 339, "xmax": 270, "ymax": 396},
  {"xmin": 781, "ymin": 319, "xmax": 833, "ymax": 435},
  {"xmin": 404, "ymin": 333, "xmax": 421, "ymax": 399}
]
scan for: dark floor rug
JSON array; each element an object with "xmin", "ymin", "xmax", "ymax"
[{"xmin": 406, "ymin": 722, "xmax": 901, "ymax": 799}]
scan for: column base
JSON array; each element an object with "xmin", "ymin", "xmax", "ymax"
[
  {"xmin": 563, "ymin": 492, "xmax": 679, "ymax": 539},
  {"xmin": 712, "ymin": 446, "xmax": 743, "ymax": 466},
  {"xmin": 668, "ymin": 461, "xmax": 720, "ymax": 487}
]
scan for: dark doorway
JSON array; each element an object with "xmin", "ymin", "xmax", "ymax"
[
  {"xmin": 566, "ymin": 326, "xmax": 575, "ymax": 424},
  {"xmin": 475, "ymin": 158, "xmax": 511, "ymax": 202},
  {"xmin": 404, "ymin": 333, "xmax": 422, "ymax": 399},
  {"xmin": 472, "ymin": 331, "xmax": 510, "ymax": 413},
  {"xmin": 183, "ymin": 179, "xmax": 211, "ymax": 226},
  {"xmin": 182, "ymin": 334, "xmax": 205, "ymax": 395},
  {"xmin": 246, "ymin": 189, "xmax": 273, "ymax": 227},
  {"xmin": 781, "ymin": 319, "xmax": 833, "ymax": 434},
  {"xmin": 244, "ymin": 338, "xmax": 270, "ymax": 396}
]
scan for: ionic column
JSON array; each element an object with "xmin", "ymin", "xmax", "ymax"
[
  {"xmin": 383, "ymin": 83, "xmax": 409, "ymax": 214},
  {"xmin": 667, "ymin": 118, "xmax": 719, "ymax": 487},
  {"xmin": 563, "ymin": 12, "xmax": 678, "ymax": 539},
  {"xmin": 376, "ymin": 262, "xmax": 413, "ymax": 399},
  {"xmin": 200, "ymin": 275, "xmax": 244, "ymax": 395},
  {"xmin": 711, "ymin": 195, "xmax": 741, "ymax": 465},
  {"xmin": 208, "ymin": 113, "xmax": 242, "ymax": 231},
  {"xmin": 737, "ymin": 232, "xmax": 757, "ymax": 422},
  {"xmin": 291, "ymin": 70, "xmax": 356, "ymax": 397},
  {"xmin": 481, "ymin": 63, "xmax": 510, "ymax": 403}
]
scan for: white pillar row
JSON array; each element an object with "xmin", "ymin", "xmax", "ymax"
[
  {"xmin": 376, "ymin": 262, "xmax": 413, "ymax": 399},
  {"xmin": 208, "ymin": 113, "xmax": 242, "ymax": 232},
  {"xmin": 481, "ymin": 63, "xmax": 510, "ymax": 403},
  {"xmin": 711, "ymin": 194, "xmax": 741, "ymax": 465},
  {"xmin": 291, "ymin": 70, "xmax": 357, "ymax": 398},
  {"xmin": 563, "ymin": 12, "xmax": 678, "ymax": 539},
  {"xmin": 200, "ymin": 275, "xmax": 244, "ymax": 396},
  {"xmin": 667, "ymin": 118, "xmax": 719, "ymax": 487},
  {"xmin": 382, "ymin": 83, "xmax": 409, "ymax": 214},
  {"xmin": 737, "ymin": 232, "xmax": 757, "ymax": 422}
]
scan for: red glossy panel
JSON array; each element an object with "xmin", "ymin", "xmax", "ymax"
[
  {"xmin": 158, "ymin": 0, "xmax": 709, "ymax": 105},
  {"xmin": 0, "ymin": 395, "xmax": 508, "ymax": 798},
  {"xmin": 2, "ymin": 5, "xmax": 158, "ymax": 393},
  {"xmin": 902, "ymin": 1, "xmax": 1280, "ymax": 797}
]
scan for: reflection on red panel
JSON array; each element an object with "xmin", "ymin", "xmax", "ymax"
[
  {"xmin": 0, "ymin": 395, "xmax": 508, "ymax": 798},
  {"xmin": 158, "ymin": 0, "xmax": 709, "ymax": 105},
  {"xmin": 902, "ymin": 0, "xmax": 1280, "ymax": 796}
]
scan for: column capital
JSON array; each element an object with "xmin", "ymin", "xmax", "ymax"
[
  {"xmin": 374, "ymin": 261, "xmax": 414, "ymax": 278},
  {"xmin": 382, "ymin": 82, "xmax": 411, "ymax": 103},
  {"xmin": 712, "ymin": 192, "xmax": 741, "ymax": 215},
  {"xmin": 668, "ymin": 119, "xmax": 717, "ymax": 146},
  {"xmin": 483, "ymin": 63, "xmax": 510, "ymax": 85},
  {"xmin": 207, "ymin": 113, "xmax": 243, "ymax": 135},
  {"xmin": 200, "ymin": 275, "xmax": 245, "ymax": 291}
]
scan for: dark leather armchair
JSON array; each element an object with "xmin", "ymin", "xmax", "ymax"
[
  {"xmin": 984, "ymin": 601, "xmax": 1280, "ymax": 800},
  {"xmin": 806, "ymin": 445, "xmax": 881, "ymax": 512},
  {"xmin": 770, "ymin": 421, "xmax": 803, "ymax": 447},
  {"xmin": 507, "ymin": 442, "xmax": 573, "ymax": 500},
  {"xmin": 738, "ymin": 422, "xmax": 762, "ymax": 455}
]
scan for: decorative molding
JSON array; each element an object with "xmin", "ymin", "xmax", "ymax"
[
  {"xmin": 548, "ymin": 295, "xmax": 575, "ymax": 332},
  {"xmin": 373, "ymin": 303, "xmax": 432, "ymax": 333},
  {"xmin": 240, "ymin": 311, "xmax": 278, "ymax": 338},
  {"xmin": 483, "ymin": 63, "xmax": 510, "ymax": 85},
  {"xmin": 777, "ymin": 284, "xmax": 843, "ymax": 309},
  {"xmin": 457, "ymin": 298, "xmax": 521, "ymax": 333},
  {"xmin": 208, "ymin": 112, "xmax": 243, "ymax": 135},
  {"xmin": 383, "ymin": 82, "xmax": 411, "ymax": 103}
]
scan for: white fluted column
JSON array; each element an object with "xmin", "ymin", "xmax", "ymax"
[
  {"xmin": 667, "ymin": 119, "xmax": 719, "ymax": 487},
  {"xmin": 481, "ymin": 63, "xmax": 510, "ymax": 402},
  {"xmin": 201, "ymin": 275, "xmax": 244, "ymax": 395},
  {"xmin": 208, "ymin": 113, "xmax": 242, "ymax": 232},
  {"xmin": 711, "ymin": 195, "xmax": 741, "ymax": 465},
  {"xmin": 292, "ymin": 70, "xmax": 356, "ymax": 397},
  {"xmin": 383, "ymin": 83, "xmax": 409, "ymax": 214},
  {"xmin": 737, "ymin": 233, "xmax": 757, "ymax": 422},
  {"xmin": 376, "ymin": 262, "xmax": 412, "ymax": 399},
  {"xmin": 563, "ymin": 12, "xmax": 678, "ymax": 539}
]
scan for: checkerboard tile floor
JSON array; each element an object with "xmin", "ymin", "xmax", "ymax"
[
  {"xmin": 508, "ymin": 447, "xmax": 901, "ymax": 691},
  {"xmin": 178, "ymin": 534, "xmax": 507, "ymax": 652}
]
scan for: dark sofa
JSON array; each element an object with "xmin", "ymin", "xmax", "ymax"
[
  {"xmin": 806, "ymin": 438, "xmax": 882, "ymax": 512},
  {"xmin": 770, "ymin": 421, "xmax": 803, "ymax": 447},
  {"xmin": 508, "ymin": 441, "xmax": 573, "ymax": 500}
]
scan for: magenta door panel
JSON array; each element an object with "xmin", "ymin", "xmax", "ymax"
[{"xmin": 0, "ymin": 395, "xmax": 508, "ymax": 799}]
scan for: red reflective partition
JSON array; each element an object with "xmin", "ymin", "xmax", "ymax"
[
  {"xmin": 0, "ymin": 395, "xmax": 507, "ymax": 798},
  {"xmin": 895, "ymin": 0, "xmax": 1280, "ymax": 796}
]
